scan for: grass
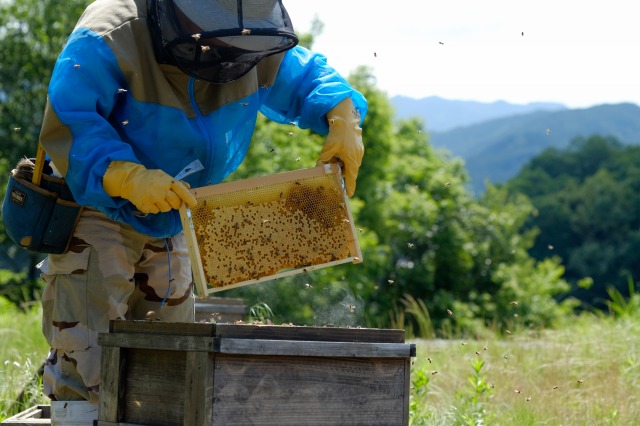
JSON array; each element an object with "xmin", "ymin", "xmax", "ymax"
[
  {"xmin": 3, "ymin": 295, "xmax": 640, "ymax": 425},
  {"xmin": 0, "ymin": 298, "xmax": 49, "ymax": 421},
  {"xmin": 410, "ymin": 314, "xmax": 640, "ymax": 425}
]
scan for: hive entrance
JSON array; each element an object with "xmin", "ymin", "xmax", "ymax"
[{"xmin": 180, "ymin": 164, "xmax": 362, "ymax": 296}]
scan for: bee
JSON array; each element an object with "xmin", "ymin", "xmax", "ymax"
[
  {"xmin": 288, "ymin": 132, "xmax": 294, "ymax": 136},
  {"xmin": 13, "ymin": 127, "xmax": 21, "ymax": 133},
  {"xmin": 374, "ymin": 52, "xmax": 377, "ymax": 57},
  {"xmin": 241, "ymin": 29, "xmax": 251, "ymax": 35},
  {"xmin": 510, "ymin": 301, "xmax": 519, "ymax": 306},
  {"xmin": 242, "ymin": 103, "xmax": 249, "ymax": 107},
  {"xmin": 553, "ymin": 386, "xmax": 559, "ymax": 389},
  {"xmin": 545, "ymin": 128, "xmax": 551, "ymax": 136},
  {"xmin": 514, "ymin": 389, "xmax": 521, "ymax": 394},
  {"xmin": 117, "ymin": 88, "xmax": 128, "ymax": 94},
  {"xmin": 191, "ymin": 33, "xmax": 201, "ymax": 40},
  {"xmin": 347, "ymin": 304, "xmax": 356, "ymax": 312},
  {"xmin": 475, "ymin": 351, "xmax": 480, "ymax": 356},
  {"xmin": 73, "ymin": 64, "xmax": 81, "ymax": 68},
  {"xmin": 201, "ymin": 45, "xmax": 211, "ymax": 52},
  {"xmin": 431, "ymin": 371, "xmax": 438, "ymax": 375},
  {"xmin": 387, "ymin": 279, "xmax": 395, "ymax": 285},
  {"xmin": 357, "ymin": 227, "xmax": 364, "ymax": 233},
  {"xmin": 407, "ymin": 242, "xmax": 415, "ymax": 249},
  {"xmin": 461, "ymin": 342, "xmax": 466, "ymax": 346},
  {"xmin": 439, "ymin": 41, "xmax": 444, "ymax": 45},
  {"xmin": 505, "ymin": 330, "xmax": 512, "ymax": 335},
  {"xmin": 122, "ymin": 120, "xmax": 129, "ymax": 126},
  {"xmin": 444, "ymin": 181, "xmax": 451, "ymax": 187},
  {"xmin": 427, "ymin": 357, "xmax": 432, "ymax": 363},
  {"xmin": 525, "ymin": 396, "xmax": 532, "ymax": 402},
  {"xmin": 447, "ymin": 309, "xmax": 453, "ymax": 316},
  {"xmin": 304, "ymin": 283, "xmax": 312, "ymax": 289},
  {"xmin": 548, "ymin": 244, "xmax": 554, "ymax": 250},
  {"xmin": 577, "ymin": 380, "xmax": 583, "ymax": 384}
]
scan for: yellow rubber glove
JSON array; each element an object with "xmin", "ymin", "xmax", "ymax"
[
  {"xmin": 316, "ymin": 97, "xmax": 364, "ymax": 197},
  {"xmin": 103, "ymin": 161, "xmax": 197, "ymax": 214}
]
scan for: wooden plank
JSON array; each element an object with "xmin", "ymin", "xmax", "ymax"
[
  {"xmin": 121, "ymin": 349, "xmax": 186, "ymax": 426},
  {"xmin": 190, "ymin": 164, "xmax": 336, "ymax": 198},
  {"xmin": 403, "ymin": 358, "xmax": 411, "ymax": 425},
  {"xmin": 107, "ymin": 320, "xmax": 405, "ymax": 343},
  {"xmin": 109, "ymin": 320, "xmax": 216, "ymax": 336},
  {"xmin": 215, "ymin": 338, "xmax": 414, "ymax": 358},
  {"xmin": 211, "ymin": 354, "xmax": 406, "ymax": 425},
  {"xmin": 98, "ymin": 346, "xmax": 124, "ymax": 424},
  {"xmin": 1, "ymin": 405, "xmax": 50, "ymax": 425},
  {"xmin": 99, "ymin": 333, "xmax": 215, "ymax": 352},
  {"xmin": 183, "ymin": 352, "xmax": 214, "ymax": 426},
  {"xmin": 214, "ymin": 323, "xmax": 406, "ymax": 343},
  {"xmin": 179, "ymin": 203, "xmax": 208, "ymax": 298}
]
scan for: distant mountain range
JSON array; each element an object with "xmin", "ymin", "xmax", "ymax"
[
  {"xmin": 392, "ymin": 95, "xmax": 567, "ymax": 132},
  {"xmin": 390, "ymin": 97, "xmax": 640, "ymax": 194}
]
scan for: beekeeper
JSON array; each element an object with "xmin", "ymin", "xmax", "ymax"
[{"xmin": 37, "ymin": 0, "xmax": 366, "ymax": 402}]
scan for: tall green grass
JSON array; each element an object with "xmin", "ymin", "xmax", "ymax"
[
  {"xmin": 410, "ymin": 313, "xmax": 640, "ymax": 425},
  {"xmin": 0, "ymin": 298, "xmax": 49, "ymax": 420}
]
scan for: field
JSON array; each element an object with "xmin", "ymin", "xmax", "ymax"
[{"xmin": 2, "ymin": 298, "xmax": 640, "ymax": 425}]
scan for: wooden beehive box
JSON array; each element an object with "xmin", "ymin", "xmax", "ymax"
[
  {"xmin": 97, "ymin": 320, "xmax": 415, "ymax": 426},
  {"xmin": 179, "ymin": 164, "xmax": 362, "ymax": 297}
]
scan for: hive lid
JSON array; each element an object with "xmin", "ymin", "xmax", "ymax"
[{"xmin": 179, "ymin": 164, "xmax": 362, "ymax": 297}]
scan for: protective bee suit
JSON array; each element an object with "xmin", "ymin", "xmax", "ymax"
[{"xmin": 37, "ymin": 0, "xmax": 367, "ymax": 402}]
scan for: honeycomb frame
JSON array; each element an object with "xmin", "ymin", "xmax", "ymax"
[{"xmin": 179, "ymin": 164, "xmax": 362, "ymax": 297}]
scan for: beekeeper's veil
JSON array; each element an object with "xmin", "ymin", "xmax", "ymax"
[{"xmin": 148, "ymin": 0, "xmax": 298, "ymax": 83}]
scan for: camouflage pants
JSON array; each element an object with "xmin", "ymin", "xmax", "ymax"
[{"xmin": 38, "ymin": 208, "xmax": 195, "ymax": 402}]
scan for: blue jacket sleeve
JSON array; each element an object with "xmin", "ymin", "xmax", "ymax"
[
  {"xmin": 260, "ymin": 46, "xmax": 368, "ymax": 135},
  {"xmin": 45, "ymin": 28, "xmax": 140, "ymax": 211}
]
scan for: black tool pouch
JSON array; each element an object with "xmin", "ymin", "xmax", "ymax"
[{"xmin": 1, "ymin": 145, "xmax": 83, "ymax": 254}]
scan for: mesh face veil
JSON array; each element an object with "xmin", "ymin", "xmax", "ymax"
[{"xmin": 148, "ymin": 0, "xmax": 298, "ymax": 83}]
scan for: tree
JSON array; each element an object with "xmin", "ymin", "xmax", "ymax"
[
  {"xmin": 505, "ymin": 135, "xmax": 640, "ymax": 307},
  {"xmin": 0, "ymin": 0, "xmax": 90, "ymax": 305}
]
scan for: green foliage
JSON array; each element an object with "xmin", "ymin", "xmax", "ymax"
[
  {"xmin": 0, "ymin": 298, "xmax": 49, "ymax": 420},
  {"xmin": 226, "ymin": 67, "xmax": 572, "ymax": 334},
  {"xmin": 606, "ymin": 276, "xmax": 640, "ymax": 318},
  {"xmin": 409, "ymin": 366, "xmax": 431, "ymax": 425},
  {"xmin": 248, "ymin": 301, "xmax": 274, "ymax": 323},
  {"xmin": 504, "ymin": 135, "xmax": 640, "ymax": 307},
  {"xmin": 0, "ymin": 0, "xmax": 89, "ymax": 307},
  {"xmin": 454, "ymin": 358, "xmax": 494, "ymax": 425}
]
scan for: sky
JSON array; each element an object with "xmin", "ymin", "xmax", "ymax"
[{"xmin": 285, "ymin": 0, "xmax": 639, "ymax": 109}]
